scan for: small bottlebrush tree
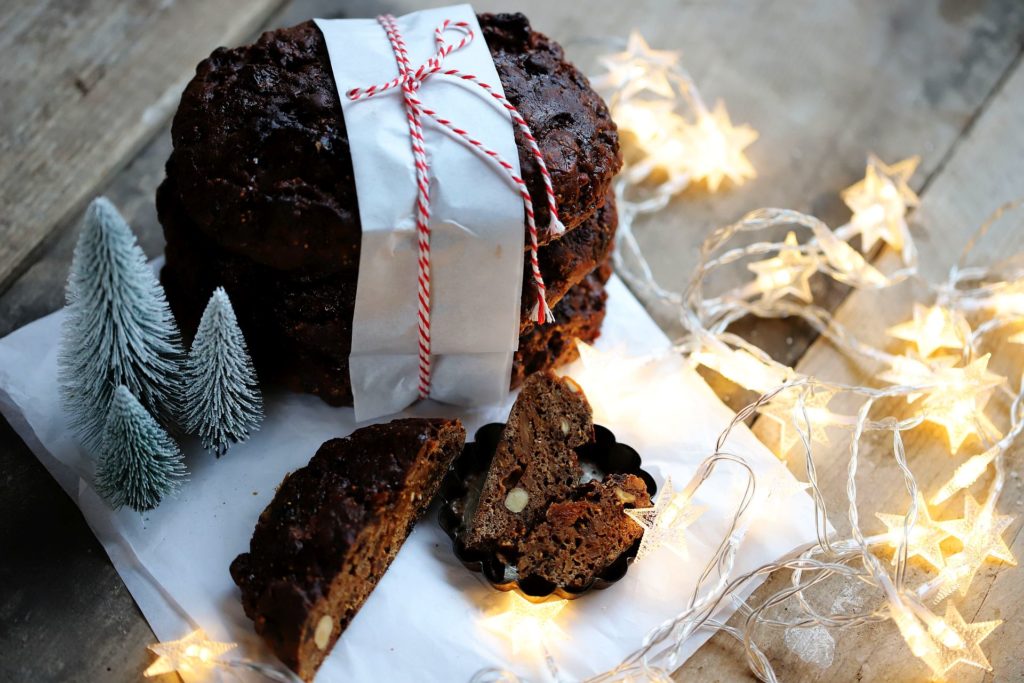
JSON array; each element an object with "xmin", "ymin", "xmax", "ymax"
[
  {"xmin": 95, "ymin": 385, "xmax": 188, "ymax": 511},
  {"xmin": 58, "ymin": 197, "xmax": 184, "ymax": 452},
  {"xmin": 184, "ymin": 287, "xmax": 263, "ymax": 456}
]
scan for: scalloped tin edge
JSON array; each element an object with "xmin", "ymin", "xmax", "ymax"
[{"xmin": 438, "ymin": 422, "xmax": 657, "ymax": 601}]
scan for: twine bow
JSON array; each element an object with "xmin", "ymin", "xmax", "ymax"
[{"xmin": 347, "ymin": 14, "xmax": 564, "ymax": 399}]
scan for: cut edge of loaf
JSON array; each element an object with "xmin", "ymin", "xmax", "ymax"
[
  {"xmin": 292, "ymin": 420, "xmax": 465, "ymax": 680},
  {"xmin": 463, "ymin": 371, "xmax": 594, "ymax": 554}
]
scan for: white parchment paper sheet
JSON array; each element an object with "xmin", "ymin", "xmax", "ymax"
[
  {"xmin": 0, "ymin": 277, "xmax": 817, "ymax": 682},
  {"xmin": 317, "ymin": 5, "xmax": 526, "ymax": 421}
]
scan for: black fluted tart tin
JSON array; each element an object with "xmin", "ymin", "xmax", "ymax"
[{"xmin": 438, "ymin": 422, "xmax": 657, "ymax": 601}]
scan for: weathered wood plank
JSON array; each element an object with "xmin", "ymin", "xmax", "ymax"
[
  {"xmin": 0, "ymin": 130, "xmax": 172, "ymax": 338},
  {"xmin": 0, "ymin": 417, "xmax": 162, "ymax": 683},
  {"xmin": 684, "ymin": 58, "xmax": 1024, "ymax": 683},
  {"xmin": 0, "ymin": 0, "xmax": 286, "ymax": 295},
  {"xmin": 0, "ymin": 0, "xmax": 349, "ymax": 337}
]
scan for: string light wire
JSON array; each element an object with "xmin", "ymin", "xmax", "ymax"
[{"xmin": 568, "ymin": 38, "xmax": 1019, "ymax": 680}]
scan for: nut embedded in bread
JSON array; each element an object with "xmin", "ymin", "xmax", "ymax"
[
  {"xmin": 516, "ymin": 473, "xmax": 651, "ymax": 588},
  {"xmin": 229, "ymin": 418, "xmax": 466, "ymax": 681},
  {"xmin": 464, "ymin": 371, "xmax": 594, "ymax": 554}
]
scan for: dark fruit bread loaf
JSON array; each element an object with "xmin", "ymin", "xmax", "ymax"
[
  {"xmin": 159, "ymin": 182, "xmax": 617, "ymax": 342},
  {"xmin": 163, "ymin": 251, "xmax": 610, "ymax": 406},
  {"xmin": 229, "ymin": 419, "xmax": 466, "ymax": 681},
  {"xmin": 159, "ymin": 11, "xmax": 622, "ymax": 406},
  {"xmin": 161, "ymin": 13, "xmax": 620, "ymax": 273},
  {"xmin": 511, "ymin": 267, "xmax": 609, "ymax": 389},
  {"xmin": 516, "ymin": 473, "xmax": 651, "ymax": 588},
  {"xmin": 464, "ymin": 372, "xmax": 593, "ymax": 553}
]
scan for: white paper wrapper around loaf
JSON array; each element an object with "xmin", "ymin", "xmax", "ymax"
[
  {"xmin": 0, "ymin": 274, "xmax": 818, "ymax": 682},
  {"xmin": 316, "ymin": 5, "xmax": 527, "ymax": 421}
]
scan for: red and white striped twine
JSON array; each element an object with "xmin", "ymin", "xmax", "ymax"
[{"xmin": 347, "ymin": 14, "xmax": 564, "ymax": 399}]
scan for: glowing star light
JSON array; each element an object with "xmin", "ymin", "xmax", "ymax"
[
  {"xmin": 881, "ymin": 354, "xmax": 1004, "ymax": 450},
  {"xmin": 680, "ymin": 100, "xmax": 758, "ymax": 191},
  {"xmin": 144, "ymin": 629, "xmax": 236, "ymax": 677},
  {"xmin": 887, "ymin": 304, "xmax": 970, "ymax": 358},
  {"xmin": 919, "ymin": 604, "xmax": 1000, "ymax": 677},
  {"xmin": 875, "ymin": 494, "xmax": 950, "ymax": 570},
  {"xmin": 626, "ymin": 477, "xmax": 705, "ymax": 561},
  {"xmin": 597, "ymin": 30, "xmax": 680, "ymax": 100},
  {"xmin": 877, "ymin": 354, "xmax": 958, "ymax": 403},
  {"xmin": 747, "ymin": 232, "xmax": 818, "ymax": 305},
  {"xmin": 758, "ymin": 386, "xmax": 838, "ymax": 454},
  {"xmin": 931, "ymin": 496, "xmax": 1015, "ymax": 600},
  {"xmin": 841, "ymin": 154, "xmax": 920, "ymax": 252},
  {"xmin": 480, "ymin": 593, "xmax": 567, "ymax": 655},
  {"xmin": 612, "ymin": 99, "xmax": 683, "ymax": 152},
  {"xmin": 919, "ymin": 355, "xmax": 1004, "ymax": 452},
  {"xmin": 937, "ymin": 494, "xmax": 1016, "ymax": 566}
]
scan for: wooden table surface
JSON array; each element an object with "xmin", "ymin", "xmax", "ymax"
[{"xmin": 1, "ymin": 1, "xmax": 1022, "ymax": 681}]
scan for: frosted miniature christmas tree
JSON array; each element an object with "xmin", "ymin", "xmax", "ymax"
[
  {"xmin": 58, "ymin": 197, "xmax": 184, "ymax": 452},
  {"xmin": 95, "ymin": 385, "xmax": 188, "ymax": 512},
  {"xmin": 184, "ymin": 287, "xmax": 263, "ymax": 456}
]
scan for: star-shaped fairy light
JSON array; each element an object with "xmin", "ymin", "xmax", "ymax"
[
  {"xmin": 747, "ymin": 232, "xmax": 818, "ymax": 305},
  {"xmin": 938, "ymin": 494, "xmax": 1016, "ymax": 566},
  {"xmin": 919, "ymin": 604, "xmax": 1001, "ymax": 677},
  {"xmin": 679, "ymin": 100, "xmax": 758, "ymax": 191},
  {"xmin": 877, "ymin": 354, "xmax": 958, "ymax": 403},
  {"xmin": 841, "ymin": 154, "xmax": 920, "ymax": 252},
  {"xmin": 758, "ymin": 386, "xmax": 838, "ymax": 454},
  {"xmin": 607, "ymin": 99, "xmax": 692, "ymax": 188},
  {"xmin": 930, "ymin": 495, "xmax": 1015, "ymax": 601},
  {"xmin": 887, "ymin": 304, "xmax": 970, "ymax": 358},
  {"xmin": 934, "ymin": 547, "xmax": 988, "ymax": 601},
  {"xmin": 612, "ymin": 99, "xmax": 684, "ymax": 150},
  {"xmin": 597, "ymin": 30, "xmax": 680, "ymax": 100},
  {"xmin": 764, "ymin": 476, "xmax": 812, "ymax": 504},
  {"xmin": 875, "ymin": 494, "xmax": 950, "ymax": 570},
  {"xmin": 144, "ymin": 629, "xmax": 237, "ymax": 678},
  {"xmin": 881, "ymin": 354, "xmax": 1004, "ymax": 452},
  {"xmin": 480, "ymin": 593, "xmax": 567, "ymax": 655},
  {"xmin": 919, "ymin": 355, "xmax": 1004, "ymax": 452},
  {"xmin": 625, "ymin": 477, "xmax": 706, "ymax": 561}
]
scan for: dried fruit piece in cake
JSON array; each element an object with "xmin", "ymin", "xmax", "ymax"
[
  {"xmin": 229, "ymin": 418, "xmax": 466, "ymax": 681},
  {"xmin": 516, "ymin": 473, "xmax": 651, "ymax": 588},
  {"xmin": 463, "ymin": 371, "xmax": 593, "ymax": 554}
]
